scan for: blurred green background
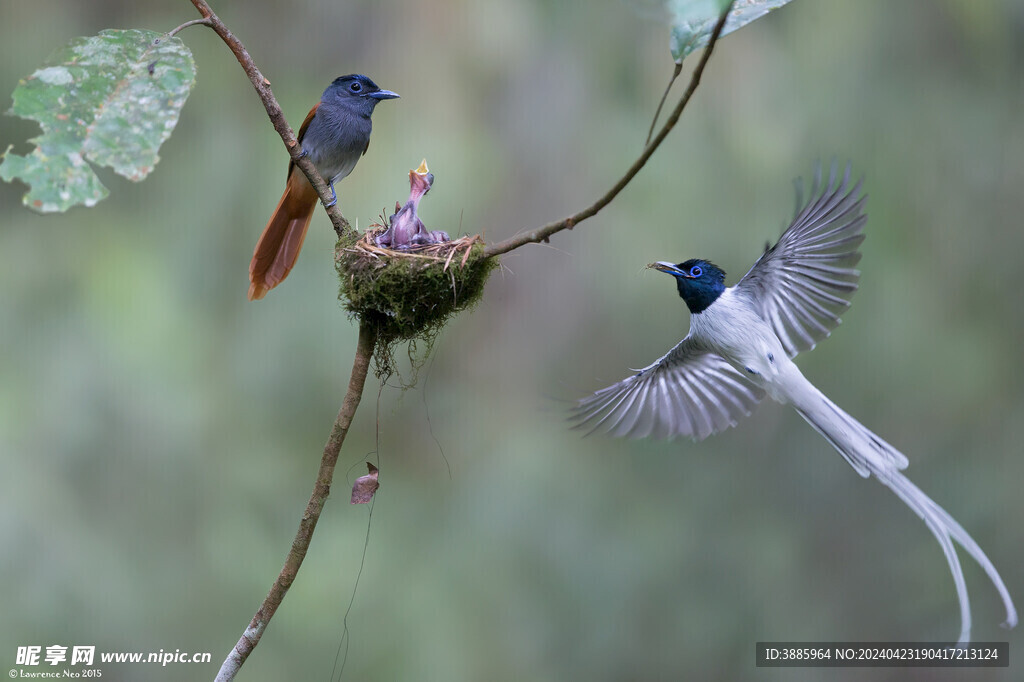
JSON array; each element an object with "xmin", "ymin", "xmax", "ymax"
[{"xmin": 2, "ymin": 1, "xmax": 1022, "ymax": 680}]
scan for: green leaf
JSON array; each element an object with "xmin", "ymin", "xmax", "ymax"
[
  {"xmin": 669, "ymin": 0, "xmax": 793, "ymax": 63},
  {"xmin": 0, "ymin": 29, "xmax": 196, "ymax": 213}
]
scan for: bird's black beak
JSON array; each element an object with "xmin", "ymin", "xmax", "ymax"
[
  {"xmin": 650, "ymin": 261, "xmax": 688, "ymax": 278},
  {"xmin": 368, "ymin": 89, "xmax": 400, "ymax": 100}
]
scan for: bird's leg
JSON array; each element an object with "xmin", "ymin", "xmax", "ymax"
[{"xmin": 325, "ymin": 181, "xmax": 338, "ymax": 208}]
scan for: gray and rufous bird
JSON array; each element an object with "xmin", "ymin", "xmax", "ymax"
[
  {"xmin": 248, "ymin": 74, "xmax": 398, "ymax": 300},
  {"xmin": 572, "ymin": 163, "xmax": 1017, "ymax": 643}
]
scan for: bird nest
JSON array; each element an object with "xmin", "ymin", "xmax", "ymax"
[{"xmin": 335, "ymin": 226, "xmax": 495, "ymax": 372}]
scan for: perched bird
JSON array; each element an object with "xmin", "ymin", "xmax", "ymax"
[
  {"xmin": 248, "ymin": 74, "xmax": 399, "ymax": 300},
  {"xmin": 572, "ymin": 163, "xmax": 1017, "ymax": 643}
]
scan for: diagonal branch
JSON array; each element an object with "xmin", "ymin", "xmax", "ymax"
[
  {"xmin": 481, "ymin": 0, "xmax": 734, "ymax": 259},
  {"xmin": 185, "ymin": 2, "xmax": 735, "ymax": 680},
  {"xmin": 214, "ymin": 321, "xmax": 377, "ymax": 682},
  {"xmin": 187, "ymin": 0, "xmax": 354, "ymax": 237},
  {"xmin": 179, "ymin": 4, "xmax": 377, "ymax": 680},
  {"xmin": 645, "ymin": 62, "xmax": 684, "ymax": 146}
]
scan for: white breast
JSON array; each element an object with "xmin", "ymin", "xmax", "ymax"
[{"xmin": 690, "ymin": 287, "xmax": 789, "ymax": 386}]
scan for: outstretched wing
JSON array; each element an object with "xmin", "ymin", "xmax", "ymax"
[
  {"xmin": 735, "ymin": 162, "xmax": 866, "ymax": 357},
  {"xmin": 570, "ymin": 336, "xmax": 764, "ymax": 441}
]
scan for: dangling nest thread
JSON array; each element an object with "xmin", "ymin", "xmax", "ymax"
[{"xmin": 336, "ymin": 225, "xmax": 495, "ymax": 376}]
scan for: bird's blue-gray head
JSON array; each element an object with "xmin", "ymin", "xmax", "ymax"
[
  {"xmin": 651, "ymin": 259, "xmax": 726, "ymax": 314},
  {"xmin": 323, "ymin": 75, "xmax": 399, "ymax": 116}
]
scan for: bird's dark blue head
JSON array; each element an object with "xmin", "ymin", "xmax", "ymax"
[
  {"xmin": 651, "ymin": 259, "xmax": 726, "ymax": 314},
  {"xmin": 323, "ymin": 75, "xmax": 399, "ymax": 115}
]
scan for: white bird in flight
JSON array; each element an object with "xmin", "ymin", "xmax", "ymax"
[{"xmin": 572, "ymin": 163, "xmax": 1017, "ymax": 643}]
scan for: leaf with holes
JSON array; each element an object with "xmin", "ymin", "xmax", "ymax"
[
  {"xmin": 0, "ymin": 29, "xmax": 196, "ymax": 213},
  {"xmin": 669, "ymin": 0, "xmax": 793, "ymax": 63}
]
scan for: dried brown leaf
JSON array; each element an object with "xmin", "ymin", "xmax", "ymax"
[{"xmin": 350, "ymin": 462, "xmax": 379, "ymax": 504}]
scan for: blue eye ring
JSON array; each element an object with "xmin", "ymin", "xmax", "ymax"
[
  {"xmin": 690, "ymin": 265, "xmax": 702, "ymax": 277},
  {"xmin": 350, "ymin": 81, "xmax": 362, "ymax": 92}
]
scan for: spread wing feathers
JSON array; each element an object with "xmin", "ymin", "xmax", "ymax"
[
  {"xmin": 570, "ymin": 337, "xmax": 765, "ymax": 441},
  {"xmin": 736, "ymin": 161, "xmax": 866, "ymax": 357}
]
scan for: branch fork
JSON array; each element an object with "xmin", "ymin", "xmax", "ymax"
[{"xmin": 180, "ymin": 1, "xmax": 735, "ymax": 679}]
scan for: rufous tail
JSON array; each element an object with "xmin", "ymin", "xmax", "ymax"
[{"xmin": 248, "ymin": 168, "xmax": 319, "ymax": 300}]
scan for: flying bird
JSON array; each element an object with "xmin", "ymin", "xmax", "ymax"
[{"xmin": 571, "ymin": 163, "xmax": 1017, "ymax": 643}]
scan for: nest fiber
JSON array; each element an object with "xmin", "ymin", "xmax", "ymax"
[{"xmin": 336, "ymin": 228, "xmax": 495, "ymax": 349}]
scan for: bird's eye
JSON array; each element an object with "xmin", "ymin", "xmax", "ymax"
[
  {"xmin": 690, "ymin": 265, "xmax": 702, "ymax": 277},
  {"xmin": 350, "ymin": 82, "xmax": 362, "ymax": 92}
]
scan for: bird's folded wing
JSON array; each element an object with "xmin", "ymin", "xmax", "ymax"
[
  {"xmin": 286, "ymin": 102, "xmax": 321, "ymax": 180},
  {"xmin": 735, "ymin": 162, "xmax": 866, "ymax": 357},
  {"xmin": 571, "ymin": 337, "xmax": 764, "ymax": 441}
]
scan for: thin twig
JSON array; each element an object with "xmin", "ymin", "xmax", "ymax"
[
  {"xmin": 165, "ymin": 17, "xmax": 211, "ymax": 38},
  {"xmin": 188, "ymin": 0, "xmax": 354, "ymax": 238},
  {"xmin": 180, "ymin": 2, "xmax": 368, "ymax": 677},
  {"xmin": 181, "ymin": 2, "xmax": 735, "ymax": 679},
  {"xmin": 481, "ymin": 0, "xmax": 735, "ymax": 259},
  {"xmin": 645, "ymin": 62, "xmax": 683, "ymax": 146},
  {"xmin": 214, "ymin": 321, "xmax": 377, "ymax": 682}
]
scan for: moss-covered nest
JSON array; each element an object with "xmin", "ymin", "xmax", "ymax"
[{"xmin": 336, "ymin": 226, "xmax": 496, "ymax": 369}]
